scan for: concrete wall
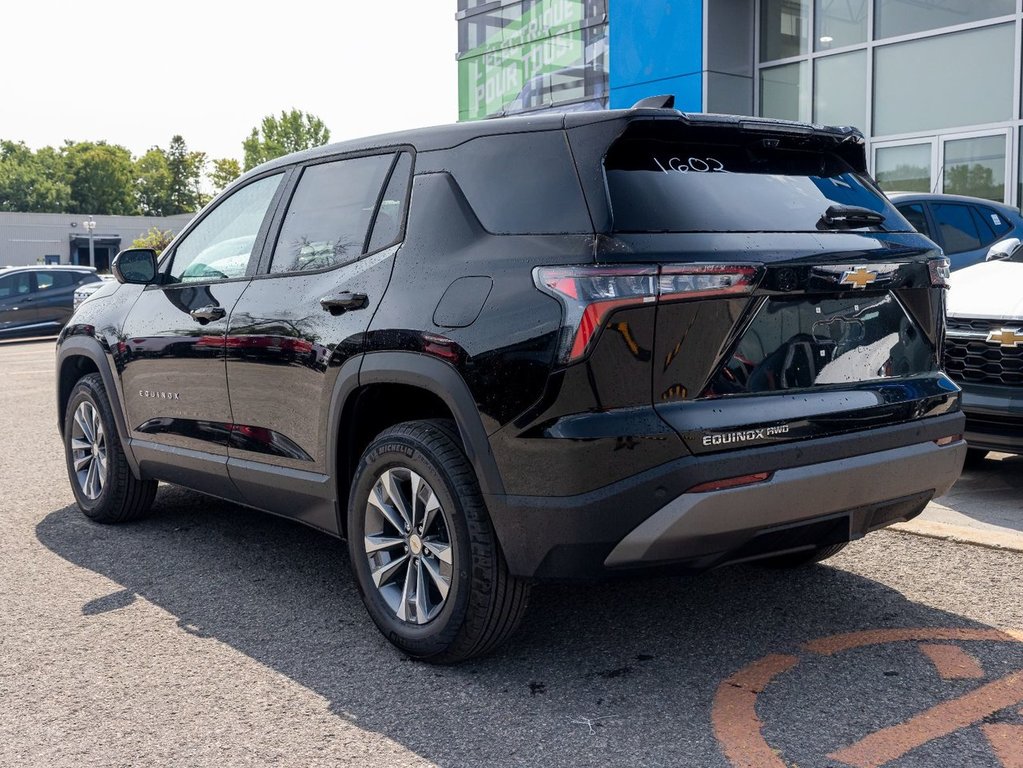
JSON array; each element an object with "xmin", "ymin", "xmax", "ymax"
[{"xmin": 0, "ymin": 212, "xmax": 195, "ymax": 268}]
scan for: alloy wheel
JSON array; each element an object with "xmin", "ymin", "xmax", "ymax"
[
  {"xmin": 70, "ymin": 400, "xmax": 107, "ymax": 500},
  {"xmin": 363, "ymin": 467, "xmax": 453, "ymax": 625}
]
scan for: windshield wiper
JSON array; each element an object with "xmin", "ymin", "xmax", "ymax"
[{"xmin": 818, "ymin": 204, "xmax": 886, "ymax": 230}]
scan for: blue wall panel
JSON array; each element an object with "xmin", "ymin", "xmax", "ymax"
[
  {"xmin": 609, "ymin": 74, "xmax": 703, "ymax": 112},
  {"xmin": 609, "ymin": 0, "xmax": 704, "ymax": 111}
]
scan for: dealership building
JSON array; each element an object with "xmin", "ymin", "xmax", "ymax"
[
  {"xmin": 0, "ymin": 212, "xmax": 194, "ymax": 270},
  {"xmin": 457, "ymin": 0, "xmax": 1023, "ymax": 207}
]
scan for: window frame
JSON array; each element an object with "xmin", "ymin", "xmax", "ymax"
[
  {"xmin": 252, "ymin": 145, "xmax": 416, "ymax": 280},
  {"xmin": 154, "ymin": 168, "xmax": 293, "ymax": 290}
]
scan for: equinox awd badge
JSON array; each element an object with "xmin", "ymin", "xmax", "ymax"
[{"xmin": 702, "ymin": 424, "xmax": 791, "ymax": 447}]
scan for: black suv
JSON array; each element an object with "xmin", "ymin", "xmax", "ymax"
[
  {"xmin": 57, "ymin": 104, "xmax": 966, "ymax": 662},
  {"xmin": 1, "ymin": 265, "xmax": 101, "ymax": 337}
]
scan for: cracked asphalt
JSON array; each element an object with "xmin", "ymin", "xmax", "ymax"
[{"xmin": 2, "ymin": 339, "xmax": 1022, "ymax": 767}]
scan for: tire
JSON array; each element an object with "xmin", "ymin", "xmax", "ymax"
[
  {"xmin": 63, "ymin": 373, "xmax": 157, "ymax": 523},
  {"xmin": 757, "ymin": 542, "xmax": 849, "ymax": 569},
  {"xmin": 964, "ymin": 448, "xmax": 989, "ymax": 469},
  {"xmin": 347, "ymin": 420, "xmax": 530, "ymax": 663}
]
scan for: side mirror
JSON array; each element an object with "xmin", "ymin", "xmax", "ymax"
[
  {"xmin": 112, "ymin": 248, "xmax": 158, "ymax": 284},
  {"xmin": 986, "ymin": 237, "xmax": 1021, "ymax": 262}
]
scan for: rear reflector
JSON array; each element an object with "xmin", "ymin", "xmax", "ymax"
[
  {"xmin": 934, "ymin": 434, "xmax": 962, "ymax": 447},
  {"xmin": 534, "ymin": 263, "xmax": 760, "ymax": 364},
  {"xmin": 685, "ymin": 471, "xmax": 772, "ymax": 494}
]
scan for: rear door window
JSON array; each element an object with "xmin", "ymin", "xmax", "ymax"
[
  {"xmin": 896, "ymin": 203, "xmax": 932, "ymax": 239},
  {"xmin": 35, "ymin": 272, "xmax": 75, "ymax": 291},
  {"xmin": 931, "ymin": 203, "xmax": 982, "ymax": 254},
  {"xmin": 978, "ymin": 205, "xmax": 1012, "ymax": 238},
  {"xmin": 605, "ymin": 131, "xmax": 909, "ymax": 233},
  {"xmin": 269, "ymin": 153, "xmax": 396, "ymax": 274}
]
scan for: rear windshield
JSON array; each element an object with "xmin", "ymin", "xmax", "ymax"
[{"xmin": 605, "ymin": 130, "xmax": 910, "ymax": 234}]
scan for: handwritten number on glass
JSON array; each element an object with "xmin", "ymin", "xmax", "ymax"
[{"xmin": 653, "ymin": 157, "xmax": 727, "ymax": 174}]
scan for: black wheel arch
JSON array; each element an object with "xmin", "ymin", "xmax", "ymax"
[
  {"xmin": 56, "ymin": 336, "xmax": 140, "ymax": 476},
  {"xmin": 327, "ymin": 351, "xmax": 505, "ymax": 535}
]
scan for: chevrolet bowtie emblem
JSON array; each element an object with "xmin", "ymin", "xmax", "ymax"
[
  {"xmin": 839, "ymin": 267, "xmax": 879, "ymax": 289},
  {"xmin": 987, "ymin": 328, "xmax": 1023, "ymax": 348}
]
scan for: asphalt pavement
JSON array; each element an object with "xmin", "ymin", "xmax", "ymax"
[{"xmin": 2, "ymin": 339, "xmax": 1022, "ymax": 767}]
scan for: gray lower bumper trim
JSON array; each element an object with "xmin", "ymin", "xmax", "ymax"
[{"xmin": 604, "ymin": 439, "xmax": 966, "ymax": 567}]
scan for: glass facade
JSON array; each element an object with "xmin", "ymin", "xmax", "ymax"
[
  {"xmin": 757, "ymin": 0, "xmax": 1023, "ymax": 207},
  {"xmin": 873, "ymin": 25, "xmax": 1015, "ymax": 136},
  {"xmin": 874, "ymin": 0, "xmax": 1015, "ymax": 39},
  {"xmin": 457, "ymin": 0, "xmax": 608, "ymax": 121}
]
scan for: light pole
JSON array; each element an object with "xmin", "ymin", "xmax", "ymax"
[{"xmin": 83, "ymin": 216, "xmax": 96, "ymax": 268}]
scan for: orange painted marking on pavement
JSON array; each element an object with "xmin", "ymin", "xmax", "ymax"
[
  {"xmin": 919, "ymin": 643, "xmax": 985, "ymax": 679},
  {"xmin": 711, "ymin": 654, "xmax": 798, "ymax": 768},
  {"xmin": 982, "ymin": 724, "xmax": 1023, "ymax": 768},
  {"xmin": 827, "ymin": 669, "xmax": 1023, "ymax": 768},
  {"xmin": 805, "ymin": 628, "xmax": 1023, "ymax": 656}
]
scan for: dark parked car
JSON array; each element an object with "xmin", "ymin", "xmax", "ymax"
[
  {"xmin": 887, "ymin": 192, "xmax": 1023, "ymax": 271},
  {"xmin": 0, "ymin": 265, "xmax": 101, "ymax": 338},
  {"xmin": 56, "ymin": 102, "xmax": 965, "ymax": 662}
]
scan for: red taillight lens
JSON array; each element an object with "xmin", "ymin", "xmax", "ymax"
[{"xmin": 534, "ymin": 263, "xmax": 760, "ymax": 364}]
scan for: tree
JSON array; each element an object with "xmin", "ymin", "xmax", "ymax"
[
  {"xmin": 242, "ymin": 109, "xmax": 331, "ymax": 171},
  {"xmin": 135, "ymin": 147, "xmax": 175, "ymax": 216},
  {"xmin": 166, "ymin": 135, "xmax": 207, "ymax": 212},
  {"xmin": 209, "ymin": 157, "xmax": 242, "ymax": 194},
  {"xmin": 0, "ymin": 141, "xmax": 71, "ymax": 212},
  {"xmin": 132, "ymin": 227, "xmax": 175, "ymax": 255},
  {"xmin": 62, "ymin": 141, "xmax": 137, "ymax": 215}
]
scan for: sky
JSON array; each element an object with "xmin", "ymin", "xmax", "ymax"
[{"xmin": 0, "ymin": 1, "xmax": 459, "ymax": 162}]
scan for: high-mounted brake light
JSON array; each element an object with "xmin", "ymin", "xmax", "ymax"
[{"xmin": 534, "ymin": 264, "xmax": 761, "ymax": 364}]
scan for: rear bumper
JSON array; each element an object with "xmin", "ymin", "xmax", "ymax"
[
  {"xmin": 960, "ymin": 383, "xmax": 1023, "ymax": 454},
  {"xmin": 486, "ymin": 412, "xmax": 965, "ymax": 579}
]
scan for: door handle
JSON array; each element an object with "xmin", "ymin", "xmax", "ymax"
[
  {"xmin": 189, "ymin": 305, "xmax": 226, "ymax": 324},
  {"xmin": 320, "ymin": 292, "xmax": 368, "ymax": 316}
]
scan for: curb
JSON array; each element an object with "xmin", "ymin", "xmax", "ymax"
[{"xmin": 889, "ymin": 519, "xmax": 1023, "ymax": 554}]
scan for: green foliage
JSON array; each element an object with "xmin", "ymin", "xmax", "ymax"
[
  {"xmin": 0, "ymin": 141, "xmax": 72, "ymax": 212},
  {"xmin": 135, "ymin": 147, "xmax": 175, "ymax": 216},
  {"xmin": 209, "ymin": 157, "xmax": 242, "ymax": 194},
  {"xmin": 0, "ymin": 133, "xmax": 236, "ymax": 215},
  {"xmin": 166, "ymin": 135, "xmax": 208, "ymax": 212},
  {"xmin": 62, "ymin": 141, "xmax": 138, "ymax": 215},
  {"xmin": 243, "ymin": 109, "xmax": 331, "ymax": 171},
  {"xmin": 131, "ymin": 227, "xmax": 175, "ymax": 255}
]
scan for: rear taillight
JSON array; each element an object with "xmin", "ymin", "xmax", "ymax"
[
  {"xmin": 928, "ymin": 257, "xmax": 951, "ymax": 288},
  {"xmin": 534, "ymin": 264, "xmax": 760, "ymax": 364}
]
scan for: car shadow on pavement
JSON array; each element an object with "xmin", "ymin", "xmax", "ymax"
[
  {"xmin": 938, "ymin": 454, "xmax": 1023, "ymax": 534},
  {"xmin": 36, "ymin": 486, "xmax": 1023, "ymax": 767}
]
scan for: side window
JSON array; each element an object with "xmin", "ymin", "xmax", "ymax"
[
  {"xmin": 270, "ymin": 153, "xmax": 395, "ymax": 274},
  {"xmin": 0, "ymin": 273, "xmax": 31, "ymax": 298},
  {"xmin": 169, "ymin": 174, "xmax": 283, "ymax": 283},
  {"xmin": 36, "ymin": 272, "xmax": 74, "ymax": 290},
  {"xmin": 896, "ymin": 203, "xmax": 932, "ymax": 239},
  {"xmin": 931, "ymin": 203, "xmax": 982, "ymax": 254},
  {"xmin": 979, "ymin": 206, "xmax": 1012, "ymax": 238},
  {"xmin": 367, "ymin": 152, "xmax": 412, "ymax": 253}
]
